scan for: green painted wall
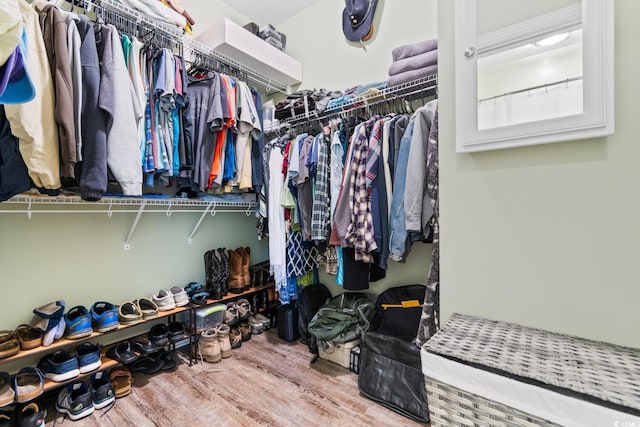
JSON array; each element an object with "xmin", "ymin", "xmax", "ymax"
[
  {"xmin": 439, "ymin": 0, "xmax": 640, "ymax": 348},
  {"xmin": 277, "ymin": 0, "xmax": 439, "ymax": 297}
]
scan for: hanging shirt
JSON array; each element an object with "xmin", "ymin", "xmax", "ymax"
[
  {"xmin": 66, "ymin": 15, "xmax": 82, "ymax": 163},
  {"xmin": 98, "ymin": 24, "xmax": 142, "ymax": 195},
  {"xmin": 187, "ymin": 72, "xmax": 223, "ymax": 192},
  {"xmin": 329, "ymin": 126, "xmax": 344, "ymax": 224},
  {"xmin": 345, "ymin": 122, "xmax": 378, "ymax": 263},
  {"xmin": 311, "ymin": 131, "xmax": 331, "ymax": 243}
]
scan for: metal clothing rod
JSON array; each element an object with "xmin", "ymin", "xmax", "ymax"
[
  {"xmin": 68, "ymin": 0, "xmax": 289, "ymax": 94},
  {"xmin": 266, "ymin": 75, "xmax": 438, "ymax": 132},
  {"xmin": 478, "ymin": 76, "xmax": 583, "ymax": 103}
]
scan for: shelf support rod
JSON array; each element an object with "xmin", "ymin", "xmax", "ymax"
[
  {"xmin": 124, "ymin": 201, "xmax": 146, "ymax": 250},
  {"xmin": 187, "ymin": 202, "xmax": 214, "ymax": 245}
]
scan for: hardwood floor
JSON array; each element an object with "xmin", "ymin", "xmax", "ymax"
[{"xmin": 39, "ymin": 329, "xmax": 425, "ymax": 426}]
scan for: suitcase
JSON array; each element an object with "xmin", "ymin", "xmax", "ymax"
[{"xmin": 277, "ymin": 303, "xmax": 299, "ymax": 342}]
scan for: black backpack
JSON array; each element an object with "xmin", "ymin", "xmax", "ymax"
[
  {"xmin": 297, "ymin": 283, "xmax": 332, "ymax": 353},
  {"xmin": 370, "ymin": 284, "xmax": 426, "ymax": 342}
]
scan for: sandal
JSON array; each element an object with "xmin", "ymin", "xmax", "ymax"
[
  {"xmin": 106, "ymin": 341, "xmax": 139, "ymax": 364},
  {"xmin": 12, "ymin": 367, "xmax": 44, "ymax": 403},
  {"xmin": 0, "ymin": 372, "xmax": 14, "ymax": 407},
  {"xmin": 15, "ymin": 325, "xmax": 43, "ymax": 351},
  {"xmin": 0, "ymin": 331, "xmax": 19, "ymax": 359},
  {"xmin": 109, "ymin": 367, "xmax": 133, "ymax": 398}
]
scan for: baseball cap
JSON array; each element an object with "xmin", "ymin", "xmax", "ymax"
[
  {"xmin": 0, "ymin": 28, "xmax": 35, "ymax": 104},
  {"xmin": 342, "ymin": 0, "xmax": 378, "ymax": 42}
]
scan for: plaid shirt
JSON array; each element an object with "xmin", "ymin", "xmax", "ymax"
[
  {"xmin": 311, "ymin": 132, "xmax": 331, "ymax": 242},
  {"xmin": 345, "ymin": 123, "xmax": 377, "ymax": 263}
]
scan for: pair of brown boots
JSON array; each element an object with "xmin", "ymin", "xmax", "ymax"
[{"xmin": 228, "ymin": 247, "xmax": 250, "ymax": 294}]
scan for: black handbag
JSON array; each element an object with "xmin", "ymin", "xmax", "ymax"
[{"xmin": 358, "ymin": 332, "xmax": 430, "ymax": 423}]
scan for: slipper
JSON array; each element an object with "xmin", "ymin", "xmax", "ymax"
[
  {"xmin": 133, "ymin": 298, "xmax": 158, "ymax": 320},
  {"xmin": 12, "ymin": 367, "xmax": 44, "ymax": 403},
  {"xmin": 148, "ymin": 324, "xmax": 168, "ymax": 347},
  {"xmin": 0, "ymin": 331, "xmax": 19, "ymax": 359},
  {"xmin": 15, "ymin": 324, "xmax": 43, "ymax": 351},
  {"xmin": 130, "ymin": 338, "xmax": 157, "ymax": 355},
  {"xmin": 30, "ymin": 300, "xmax": 65, "ymax": 332},
  {"xmin": 118, "ymin": 302, "xmax": 143, "ymax": 325},
  {"xmin": 106, "ymin": 341, "xmax": 138, "ymax": 364},
  {"xmin": 0, "ymin": 372, "xmax": 14, "ymax": 407},
  {"xmin": 151, "ymin": 349, "xmax": 177, "ymax": 371},
  {"xmin": 109, "ymin": 367, "xmax": 133, "ymax": 398},
  {"xmin": 168, "ymin": 322, "xmax": 186, "ymax": 342},
  {"xmin": 128, "ymin": 356, "xmax": 164, "ymax": 375}
]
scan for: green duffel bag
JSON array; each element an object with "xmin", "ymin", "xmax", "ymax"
[{"xmin": 308, "ymin": 293, "xmax": 374, "ymax": 343}]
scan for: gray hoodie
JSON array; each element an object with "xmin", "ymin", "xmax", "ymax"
[{"xmin": 76, "ymin": 17, "xmax": 107, "ymax": 201}]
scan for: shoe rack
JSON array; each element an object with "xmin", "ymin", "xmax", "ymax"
[
  {"xmin": 0, "ymin": 306, "xmax": 188, "ymax": 402},
  {"xmin": 185, "ymin": 279, "xmax": 279, "ymax": 366}
]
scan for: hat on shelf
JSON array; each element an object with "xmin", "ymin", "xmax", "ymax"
[
  {"xmin": 0, "ymin": 28, "xmax": 35, "ymax": 104},
  {"xmin": 342, "ymin": 0, "xmax": 378, "ymax": 42}
]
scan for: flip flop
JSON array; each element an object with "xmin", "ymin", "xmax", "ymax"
[{"xmin": 109, "ymin": 367, "xmax": 133, "ymax": 398}]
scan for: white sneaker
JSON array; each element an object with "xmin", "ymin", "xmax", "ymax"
[
  {"xmin": 152, "ymin": 290, "xmax": 176, "ymax": 311},
  {"xmin": 170, "ymin": 286, "xmax": 189, "ymax": 307}
]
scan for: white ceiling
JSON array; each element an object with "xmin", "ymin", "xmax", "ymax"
[{"xmin": 220, "ymin": 0, "xmax": 322, "ymax": 27}]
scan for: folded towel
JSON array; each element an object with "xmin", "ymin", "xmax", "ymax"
[
  {"xmin": 388, "ymin": 49, "xmax": 438, "ymax": 76},
  {"xmin": 392, "ymin": 39, "xmax": 438, "ymax": 62},
  {"xmin": 386, "ymin": 65, "xmax": 438, "ymax": 88}
]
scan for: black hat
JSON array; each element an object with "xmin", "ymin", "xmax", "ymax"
[{"xmin": 342, "ymin": 0, "xmax": 378, "ymax": 42}]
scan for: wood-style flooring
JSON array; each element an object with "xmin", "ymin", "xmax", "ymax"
[{"xmin": 39, "ymin": 328, "xmax": 425, "ymax": 426}]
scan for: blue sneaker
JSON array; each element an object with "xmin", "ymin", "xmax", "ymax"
[
  {"xmin": 75, "ymin": 342, "xmax": 102, "ymax": 374},
  {"xmin": 64, "ymin": 306, "xmax": 93, "ymax": 339},
  {"xmin": 89, "ymin": 370, "xmax": 115, "ymax": 410},
  {"xmin": 56, "ymin": 382, "xmax": 94, "ymax": 421},
  {"xmin": 37, "ymin": 350, "xmax": 79, "ymax": 382},
  {"xmin": 90, "ymin": 302, "xmax": 120, "ymax": 333}
]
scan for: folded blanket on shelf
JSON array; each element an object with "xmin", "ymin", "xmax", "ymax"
[
  {"xmin": 117, "ymin": 0, "xmax": 187, "ymax": 31},
  {"xmin": 388, "ymin": 49, "xmax": 437, "ymax": 76},
  {"xmin": 386, "ymin": 64, "xmax": 438, "ymax": 88},
  {"xmin": 392, "ymin": 38, "xmax": 438, "ymax": 62}
]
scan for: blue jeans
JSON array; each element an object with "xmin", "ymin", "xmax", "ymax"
[{"xmin": 388, "ymin": 119, "xmax": 415, "ymax": 262}]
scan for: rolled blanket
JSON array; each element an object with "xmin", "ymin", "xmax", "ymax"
[
  {"xmin": 386, "ymin": 64, "xmax": 438, "ymax": 88},
  {"xmin": 392, "ymin": 39, "xmax": 438, "ymax": 62},
  {"xmin": 388, "ymin": 49, "xmax": 437, "ymax": 76}
]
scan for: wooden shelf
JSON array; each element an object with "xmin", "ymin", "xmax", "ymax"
[
  {"xmin": 0, "ymin": 306, "xmax": 188, "ymax": 365},
  {"xmin": 201, "ymin": 283, "xmax": 275, "ymax": 306}
]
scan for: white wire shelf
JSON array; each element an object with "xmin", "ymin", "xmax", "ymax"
[
  {"xmin": 265, "ymin": 74, "xmax": 438, "ymax": 132},
  {"xmin": 2, "ymin": 194, "xmax": 257, "ymax": 250},
  {"xmin": 90, "ymin": 0, "xmax": 290, "ymax": 95},
  {"xmin": 3, "ymin": 194, "xmax": 255, "ymax": 208}
]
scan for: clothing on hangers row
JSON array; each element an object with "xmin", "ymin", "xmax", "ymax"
[
  {"xmin": 262, "ymin": 98, "xmax": 439, "ymax": 300},
  {"xmin": 0, "ymin": 0, "xmax": 267, "ymax": 203}
]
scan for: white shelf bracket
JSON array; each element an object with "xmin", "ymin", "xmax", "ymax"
[
  {"xmin": 245, "ymin": 205, "xmax": 253, "ymax": 216},
  {"xmin": 187, "ymin": 202, "xmax": 214, "ymax": 245},
  {"xmin": 26, "ymin": 200, "xmax": 32, "ymax": 220},
  {"xmin": 124, "ymin": 201, "xmax": 146, "ymax": 250},
  {"xmin": 166, "ymin": 201, "xmax": 173, "ymax": 217},
  {"xmin": 107, "ymin": 201, "xmax": 113, "ymax": 218}
]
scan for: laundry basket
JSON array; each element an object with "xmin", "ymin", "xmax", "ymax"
[{"xmin": 421, "ymin": 313, "xmax": 640, "ymax": 427}]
